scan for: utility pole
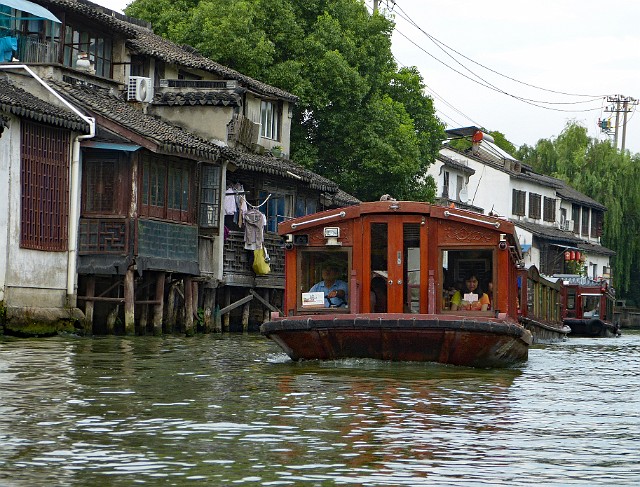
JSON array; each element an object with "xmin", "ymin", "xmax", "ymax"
[{"xmin": 604, "ymin": 95, "xmax": 638, "ymax": 151}]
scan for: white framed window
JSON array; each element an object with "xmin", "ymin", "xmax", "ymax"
[{"xmin": 260, "ymin": 100, "xmax": 280, "ymax": 140}]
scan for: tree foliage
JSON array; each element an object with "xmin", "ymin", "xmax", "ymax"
[
  {"xmin": 518, "ymin": 121, "xmax": 640, "ymax": 301},
  {"xmin": 125, "ymin": 0, "xmax": 445, "ymax": 202}
]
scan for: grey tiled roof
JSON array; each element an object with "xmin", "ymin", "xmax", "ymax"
[
  {"xmin": 224, "ymin": 149, "xmax": 341, "ymax": 192},
  {"xmin": 50, "ymin": 79, "xmax": 223, "ymax": 162},
  {"xmin": 125, "ymin": 26, "xmax": 298, "ymax": 102},
  {"xmin": 38, "ymin": 0, "xmax": 298, "ymax": 102},
  {"xmin": 556, "ymin": 181, "xmax": 606, "ymax": 210},
  {"xmin": 513, "ymin": 219, "xmax": 614, "ymax": 256},
  {"xmin": 153, "ymin": 91, "xmax": 242, "ymax": 107},
  {"xmin": 0, "ymin": 78, "xmax": 90, "ymax": 132},
  {"xmin": 436, "ymin": 154, "xmax": 475, "ymax": 175}
]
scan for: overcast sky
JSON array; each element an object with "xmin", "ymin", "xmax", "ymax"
[{"xmin": 95, "ymin": 0, "xmax": 640, "ymax": 153}]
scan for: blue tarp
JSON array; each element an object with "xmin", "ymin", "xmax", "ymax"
[
  {"xmin": 0, "ymin": 35, "xmax": 17, "ymax": 62},
  {"xmin": 0, "ymin": 0, "xmax": 61, "ymax": 23}
]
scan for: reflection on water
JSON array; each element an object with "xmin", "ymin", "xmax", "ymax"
[{"xmin": 1, "ymin": 332, "xmax": 639, "ymax": 485}]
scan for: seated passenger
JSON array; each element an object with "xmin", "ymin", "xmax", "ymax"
[
  {"xmin": 310, "ymin": 264, "xmax": 348, "ymax": 308},
  {"xmin": 450, "ymin": 272, "xmax": 490, "ymax": 311}
]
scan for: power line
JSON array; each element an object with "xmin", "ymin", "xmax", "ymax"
[{"xmin": 393, "ymin": 2, "xmax": 607, "ymax": 99}]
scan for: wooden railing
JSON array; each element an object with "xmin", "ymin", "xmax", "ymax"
[{"xmin": 222, "ymin": 231, "xmax": 285, "ymax": 288}]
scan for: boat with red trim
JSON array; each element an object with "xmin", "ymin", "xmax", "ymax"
[{"xmin": 260, "ymin": 201, "xmax": 533, "ymax": 368}]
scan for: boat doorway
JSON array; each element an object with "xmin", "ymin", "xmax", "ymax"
[{"xmin": 364, "ymin": 216, "xmax": 425, "ymax": 313}]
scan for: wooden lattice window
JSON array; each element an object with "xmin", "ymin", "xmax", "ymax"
[
  {"xmin": 140, "ymin": 155, "xmax": 193, "ymax": 223},
  {"xmin": 83, "ymin": 156, "xmax": 119, "ymax": 214},
  {"xmin": 20, "ymin": 121, "xmax": 69, "ymax": 251},
  {"xmin": 591, "ymin": 210, "xmax": 603, "ymax": 238}
]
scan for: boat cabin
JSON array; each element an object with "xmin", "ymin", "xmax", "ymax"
[
  {"xmin": 517, "ymin": 266, "xmax": 563, "ymax": 324},
  {"xmin": 278, "ymin": 201, "xmax": 523, "ymax": 319},
  {"xmin": 557, "ymin": 275, "xmax": 615, "ymax": 323}
]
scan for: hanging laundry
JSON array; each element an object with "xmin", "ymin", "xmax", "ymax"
[
  {"xmin": 243, "ymin": 207, "xmax": 267, "ymax": 250},
  {"xmin": 224, "ymin": 185, "xmax": 237, "ymax": 216}
]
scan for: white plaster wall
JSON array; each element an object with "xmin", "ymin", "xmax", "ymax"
[
  {"xmin": 149, "ymin": 105, "xmax": 235, "ymax": 143},
  {"xmin": 0, "ymin": 115, "xmax": 13, "ymax": 301},
  {"xmin": 1, "ymin": 118, "xmax": 70, "ymax": 309}
]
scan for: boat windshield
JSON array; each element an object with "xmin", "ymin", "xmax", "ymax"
[
  {"xmin": 298, "ymin": 250, "xmax": 351, "ymax": 311},
  {"xmin": 442, "ymin": 249, "xmax": 494, "ymax": 312}
]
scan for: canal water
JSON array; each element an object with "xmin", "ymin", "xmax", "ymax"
[{"xmin": 1, "ymin": 330, "xmax": 638, "ymax": 486}]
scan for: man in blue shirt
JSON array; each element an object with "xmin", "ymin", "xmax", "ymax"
[{"xmin": 309, "ymin": 264, "xmax": 348, "ymax": 308}]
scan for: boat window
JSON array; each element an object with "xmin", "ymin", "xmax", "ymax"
[
  {"xmin": 581, "ymin": 295, "xmax": 600, "ymax": 318},
  {"xmin": 442, "ymin": 249, "xmax": 493, "ymax": 312},
  {"xmin": 566, "ymin": 289, "xmax": 576, "ymax": 309},
  {"xmin": 299, "ymin": 250, "xmax": 350, "ymax": 311}
]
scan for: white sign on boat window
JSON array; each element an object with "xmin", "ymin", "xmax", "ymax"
[{"xmin": 302, "ymin": 292, "xmax": 325, "ymax": 307}]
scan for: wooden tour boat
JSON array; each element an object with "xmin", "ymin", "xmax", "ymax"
[
  {"xmin": 517, "ymin": 266, "xmax": 571, "ymax": 343},
  {"xmin": 260, "ymin": 201, "xmax": 533, "ymax": 368},
  {"xmin": 557, "ymin": 275, "xmax": 620, "ymax": 337}
]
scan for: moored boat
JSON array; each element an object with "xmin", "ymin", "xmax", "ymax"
[
  {"xmin": 517, "ymin": 266, "xmax": 571, "ymax": 343},
  {"xmin": 556, "ymin": 275, "xmax": 620, "ymax": 337},
  {"xmin": 260, "ymin": 201, "xmax": 533, "ymax": 368}
]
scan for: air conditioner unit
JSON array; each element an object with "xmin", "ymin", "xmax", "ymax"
[{"xmin": 128, "ymin": 76, "xmax": 154, "ymax": 102}]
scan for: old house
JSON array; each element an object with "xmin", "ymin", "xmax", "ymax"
[
  {"xmin": 1, "ymin": 0, "xmax": 356, "ymax": 335},
  {"xmin": 427, "ymin": 127, "xmax": 614, "ymax": 281}
]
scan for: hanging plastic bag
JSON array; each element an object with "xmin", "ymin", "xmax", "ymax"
[{"xmin": 253, "ymin": 246, "xmax": 271, "ymax": 275}]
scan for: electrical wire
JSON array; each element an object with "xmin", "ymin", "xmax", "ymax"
[{"xmin": 393, "ymin": 2, "xmax": 607, "ymax": 99}]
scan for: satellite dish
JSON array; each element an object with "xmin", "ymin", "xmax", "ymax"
[{"xmin": 459, "ymin": 186, "xmax": 468, "ymax": 203}]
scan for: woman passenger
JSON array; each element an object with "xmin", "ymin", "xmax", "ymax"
[{"xmin": 450, "ymin": 272, "xmax": 490, "ymax": 311}]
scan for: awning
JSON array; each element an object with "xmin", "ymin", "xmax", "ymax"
[
  {"xmin": 0, "ymin": 0, "xmax": 61, "ymax": 23},
  {"xmin": 82, "ymin": 141, "xmax": 142, "ymax": 152}
]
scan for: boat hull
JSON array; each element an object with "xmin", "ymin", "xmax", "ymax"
[
  {"xmin": 520, "ymin": 317, "xmax": 571, "ymax": 343},
  {"xmin": 261, "ymin": 314, "xmax": 532, "ymax": 368},
  {"xmin": 563, "ymin": 318, "xmax": 620, "ymax": 338}
]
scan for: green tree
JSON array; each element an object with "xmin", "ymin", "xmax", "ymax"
[{"xmin": 125, "ymin": 0, "xmax": 445, "ymax": 202}]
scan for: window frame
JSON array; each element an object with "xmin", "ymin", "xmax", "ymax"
[
  {"xmin": 260, "ymin": 100, "xmax": 280, "ymax": 141},
  {"xmin": 199, "ymin": 164, "xmax": 221, "ymax": 229},
  {"xmin": 512, "ymin": 189, "xmax": 526, "ymax": 216},
  {"xmin": 543, "ymin": 196, "xmax": 556, "ymax": 222},
  {"xmin": 139, "ymin": 155, "xmax": 194, "ymax": 223},
  {"xmin": 528, "ymin": 193, "xmax": 541, "ymax": 219}
]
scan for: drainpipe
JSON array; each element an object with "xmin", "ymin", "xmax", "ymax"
[{"xmin": 0, "ymin": 65, "xmax": 96, "ymax": 297}]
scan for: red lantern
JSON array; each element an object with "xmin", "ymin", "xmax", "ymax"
[
  {"xmin": 575, "ymin": 251, "xmax": 581, "ymax": 261},
  {"xmin": 472, "ymin": 130, "xmax": 484, "ymax": 143},
  {"xmin": 570, "ymin": 251, "xmax": 575, "ymax": 260},
  {"xmin": 565, "ymin": 251, "xmax": 571, "ymax": 261}
]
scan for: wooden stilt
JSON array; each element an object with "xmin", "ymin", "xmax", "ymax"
[
  {"xmin": 184, "ymin": 276, "xmax": 194, "ymax": 335},
  {"xmin": 223, "ymin": 287, "xmax": 231, "ymax": 332},
  {"xmin": 138, "ymin": 282, "xmax": 148, "ymax": 335},
  {"xmin": 242, "ymin": 298, "xmax": 250, "ymax": 333},
  {"xmin": 192, "ymin": 280, "xmax": 199, "ymax": 329},
  {"xmin": 124, "ymin": 266, "xmax": 135, "ymax": 335},
  {"xmin": 203, "ymin": 287, "xmax": 215, "ymax": 333},
  {"xmin": 153, "ymin": 272, "xmax": 165, "ymax": 335},
  {"xmin": 165, "ymin": 282, "xmax": 176, "ymax": 334},
  {"xmin": 84, "ymin": 276, "xmax": 95, "ymax": 334}
]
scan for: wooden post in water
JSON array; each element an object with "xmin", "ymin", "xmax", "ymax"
[
  {"xmin": 223, "ymin": 287, "xmax": 231, "ymax": 331},
  {"xmin": 184, "ymin": 276, "xmax": 194, "ymax": 334},
  {"xmin": 153, "ymin": 272, "xmax": 165, "ymax": 335},
  {"xmin": 203, "ymin": 287, "xmax": 215, "ymax": 333},
  {"xmin": 165, "ymin": 281, "xmax": 176, "ymax": 333},
  {"xmin": 84, "ymin": 276, "xmax": 95, "ymax": 334},
  {"xmin": 241, "ymin": 297, "xmax": 250, "ymax": 332},
  {"xmin": 192, "ymin": 280, "xmax": 199, "ymax": 329},
  {"xmin": 124, "ymin": 266, "xmax": 135, "ymax": 335}
]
